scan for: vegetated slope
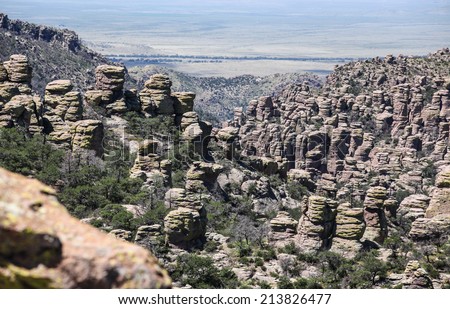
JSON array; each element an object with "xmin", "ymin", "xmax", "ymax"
[
  {"xmin": 129, "ymin": 64, "xmax": 322, "ymax": 124},
  {"xmin": 0, "ymin": 13, "xmax": 111, "ymax": 93}
]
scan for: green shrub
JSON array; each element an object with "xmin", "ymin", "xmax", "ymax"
[
  {"xmin": 0, "ymin": 128, "xmax": 63, "ymax": 184},
  {"xmin": 256, "ymin": 248, "xmax": 277, "ymax": 261},
  {"xmin": 204, "ymin": 241, "xmax": 219, "ymax": 253},
  {"xmin": 255, "ymin": 257, "xmax": 264, "ymax": 267},
  {"xmin": 286, "ymin": 182, "xmax": 308, "ymax": 201},
  {"xmin": 278, "ymin": 242, "xmax": 299, "ymax": 255},
  {"xmin": 171, "ymin": 254, "xmax": 239, "ymax": 288}
]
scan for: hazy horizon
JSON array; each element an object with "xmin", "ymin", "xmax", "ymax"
[{"xmin": 1, "ymin": 0, "xmax": 449, "ymax": 76}]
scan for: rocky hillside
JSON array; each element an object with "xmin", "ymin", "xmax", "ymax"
[
  {"xmin": 0, "ymin": 13, "xmax": 110, "ymax": 93},
  {"xmin": 1, "ymin": 36, "xmax": 450, "ymax": 288},
  {"xmin": 129, "ymin": 65, "xmax": 322, "ymax": 125}
]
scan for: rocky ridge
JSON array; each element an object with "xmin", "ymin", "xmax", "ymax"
[{"xmin": 0, "ymin": 13, "xmax": 111, "ymax": 93}]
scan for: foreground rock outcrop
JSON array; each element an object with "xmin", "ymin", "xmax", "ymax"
[{"xmin": 0, "ymin": 167, "xmax": 171, "ymax": 288}]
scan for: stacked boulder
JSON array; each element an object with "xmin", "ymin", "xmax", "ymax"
[
  {"xmin": 269, "ymin": 211, "xmax": 298, "ymax": 248},
  {"xmin": 0, "ymin": 55, "xmax": 35, "ymax": 129},
  {"xmin": 139, "ymin": 74, "xmax": 174, "ymax": 115},
  {"xmin": 362, "ymin": 186, "xmax": 388, "ymax": 244},
  {"xmin": 163, "ymin": 162, "xmax": 223, "ymax": 248},
  {"xmin": 3, "ymin": 54, "xmax": 32, "ymax": 84},
  {"xmin": 425, "ymin": 167, "xmax": 450, "ymax": 218},
  {"xmin": 331, "ymin": 203, "xmax": 366, "ymax": 257},
  {"xmin": 295, "ymin": 195, "xmax": 338, "ymax": 251},
  {"xmin": 0, "ymin": 55, "xmax": 104, "ymax": 155},
  {"xmin": 85, "ymin": 65, "xmax": 128, "ymax": 114},
  {"xmin": 42, "ymin": 79, "xmax": 104, "ymax": 155}
]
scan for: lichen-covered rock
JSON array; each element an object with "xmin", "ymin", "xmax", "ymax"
[
  {"xmin": 0, "ymin": 167, "xmax": 171, "ymax": 288},
  {"xmin": 334, "ymin": 203, "xmax": 365, "ymax": 240},
  {"xmin": 145, "ymin": 74, "xmax": 172, "ymax": 90},
  {"xmin": 185, "ymin": 161, "xmax": 224, "ymax": 193},
  {"xmin": 139, "ymin": 74, "xmax": 174, "ymax": 115},
  {"xmin": 270, "ymin": 211, "xmax": 298, "ymax": 233},
  {"xmin": 45, "ymin": 80, "xmax": 73, "ymax": 94},
  {"xmin": 164, "ymin": 207, "xmax": 206, "ymax": 246},
  {"xmin": 330, "ymin": 203, "xmax": 365, "ymax": 258},
  {"xmin": 363, "ymin": 186, "xmax": 388, "ymax": 244},
  {"xmin": 0, "ymin": 94, "xmax": 34, "ymax": 128},
  {"xmin": 435, "ymin": 167, "xmax": 450, "ymax": 188},
  {"xmin": 43, "ymin": 80, "xmax": 83, "ymax": 131},
  {"xmin": 109, "ymin": 229, "xmax": 133, "ymax": 241},
  {"xmin": 134, "ymin": 225, "xmax": 162, "ymax": 242},
  {"xmin": 164, "ymin": 188, "xmax": 187, "ymax": 209}
]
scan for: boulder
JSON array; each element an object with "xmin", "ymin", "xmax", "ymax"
[
  {"xmin": 363, "ymin": 186, "xmax": 388, "ymax": 244},
  {"xmin": 409, "ymin": 215, "xmax": 450, "ymax": 241},
  {"xmin": 164, "ymin": 207, "xmax": 206, "ymax": 245},
  {"xmin": 0, "ymin": 167, "xmax": 171, "ymax": 288},
  {"xmin": 145, "ymin": 74, "xmax": 172, "ymax": 90},
  {"xmin": 270, "ymin": 211, "xmax": 298, "ymax": 233},
  {"xmin": 135, "ymin": 225, "xmax": 162, "ymax": 242},
  {"xmin": 296, "ymin": 195, "xmax": 338, "ymax": 251},
  {"xmin": 45, "ymin": 80, "xmax": 73, "ymax": 94}
]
